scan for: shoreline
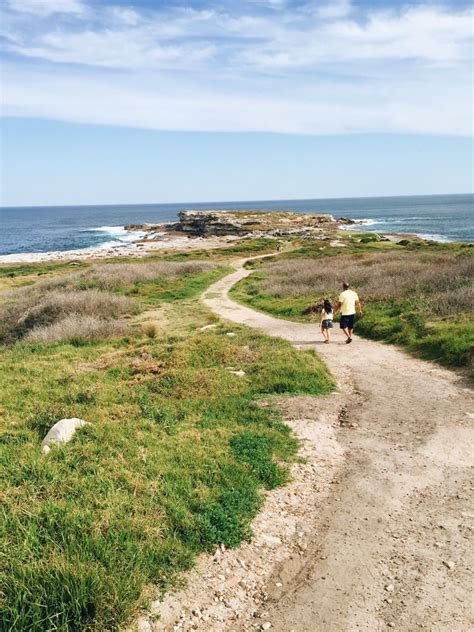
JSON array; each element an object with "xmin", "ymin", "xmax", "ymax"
[
  {"xmin": 0, "ymin": 233, "xmax": 244, "ymax": 264},
  {"xmin": 0, "ymin": 221, "xmax": 465, "ymax": 265}
]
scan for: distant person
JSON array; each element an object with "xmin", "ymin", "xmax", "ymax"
[
  {"xmin": 320, "ymin": 298, "xmax": 334, "ymax": 344},
  {"xmin": 335, "ymin": 282, "xmax": 363, "ymax": 344}
]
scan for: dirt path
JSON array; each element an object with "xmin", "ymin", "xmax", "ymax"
[
  {"xmin": 201, "ymin": 259, "xmax": 474, "ymax": 631},
  {"xmin": 134, "ymin": 258, "xmax": 473, "ymax": 632}
]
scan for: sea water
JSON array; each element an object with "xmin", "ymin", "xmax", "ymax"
[{"xmin": 0, "ymin": 193, "xmax": 472, "ymax": 256}]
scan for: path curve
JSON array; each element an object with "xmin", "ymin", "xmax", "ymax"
[{"xmin": 202, "ymin": 258, "xmax": 474, "ymax": 631}]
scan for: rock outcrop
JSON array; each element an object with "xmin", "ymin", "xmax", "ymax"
[
  {"xmin": 167, "ymin": 210, "xmax": 338, "ymax": 238},
  {"xmin": 125, "ymin": 210, "xmax": 363, "ymax": 242}
]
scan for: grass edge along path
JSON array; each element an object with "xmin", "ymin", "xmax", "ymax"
[{"xmin": 0, "ymin": 270, "xmax": 334, "ymax": 631}]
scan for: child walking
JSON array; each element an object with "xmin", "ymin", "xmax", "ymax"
[{"xmin": 320, "ymin": 298, "xmax": 333, "ymax": 344}]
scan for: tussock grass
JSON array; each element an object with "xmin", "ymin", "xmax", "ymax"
[
  {"xmin": 0, "ymin": 261, "xmax": 221, "ymax": 345},
  {"xmin": 24, "ymin": 314, "xmax": 126, "ymax": 344},
  {"xmin": 232, "ymin": 246, "xmax": 474, "ymax": 369},
  {"xmin": 259, "ymin": 251, "xmax": 473, "ymax": 311},
  {"xmin": 0, "ymin": 289, "xmax": 134, "ymax": 344},
  {"xmin": 61, "ymin": 261, "xmax": 216, "ymax": 289},
  {"xmin": 0, "ymin": 305, "xmax": 334, "ymax": 631}
]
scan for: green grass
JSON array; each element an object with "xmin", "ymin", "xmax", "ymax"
[
  {"xmin": 125, "ymin": 266, "xmax": 230, "ymax": 304},
  {"xmin": 355, "ymin": 302, "xmax": 474, "ymax": 368},
  {"xmin": 161, "ymin": 237, "xmax": 279, "ymax": 260},
  {"xmin": 0, "ymin": 265, "xmax": 334, "ymax": 631}
]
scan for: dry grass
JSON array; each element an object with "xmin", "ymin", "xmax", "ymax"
[
  {"xmin": 41, "ymin": 261, "xmax": 216, "ymax": 290},
  {"xmin": 260, "ymin": 251, "xmax": 473, "ymax": 316},
  {"xmin": 0, "ymin": 260, "xmax": 217, "ymax": 345},
  {"xmin": 0, "ymin": 289, "xmax": 134, "ymax": 344},
  {"xmin": 24, "ymin": 314, "xmax": 125, "ymax": 344}
]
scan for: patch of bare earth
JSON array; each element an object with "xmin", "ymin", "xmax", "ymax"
[
  {"xmin": 131, "ymin": 392, "xmax": 347, "ymax": 632},
  {"xmin": 130, "ymin": 258, "xmax": 473, "ymax": 632}
]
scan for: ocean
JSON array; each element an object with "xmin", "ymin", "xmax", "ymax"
[{"xmin": 0, "ymin": 194, "xmax": 472, "ymax": 256}]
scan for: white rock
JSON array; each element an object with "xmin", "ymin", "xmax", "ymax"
[
  {"xmin": 262, "ymin": 623, "xmax": 272, "ymax": 630},
  {"xmin": 135, "ymin": 617, "xmax": 152, "ymax": 632},
  {"xmin": 230, "ymin": 370, "xmax": 246, "ymax": 377},
  {"xmin": 226, "ymin": 332, "xmax": 237, "ymax": 337},
  {"xmin": 41, "ymin": 418, "xmax": 90, "ymax": 454},
  {"xmin": 385, "ymin": 584, "xmax": 395, "ymax": 592},
  {"xmin": 200, "ymin": 324, "xmax": 217, "ymax": 331},
  {"xmin": 443, "ymin": 560, "xmax": 455, "ymax": 570}
]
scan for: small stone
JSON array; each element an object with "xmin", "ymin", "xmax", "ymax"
[
  {"xmin": 41, "ymin": 418, "xmax": 90, "ymax": 454},
  {"xmin": 261, "ymin": 623, "xmax": 272, "ymax": 630},
  {"xmin": 387, "ymin": 623, "xmax": 395, "ymax": 628},
  {"xmin": 136, "ymin": 617, "xmax": 152, "ymax": 632},
  {"xmin": 385, "ymin": 584, "xmax": 395, "ymax": 592},
  {"xmin": 229, "ymin": 369, "xmax": 246, "ymax": 377},
  {"xmin": 443, "ymin": 560, "xmax": 455, "ymax": 570},
  {"xmin": 226, "ymin": 332, "xmax": 237, "ymax": 337}
]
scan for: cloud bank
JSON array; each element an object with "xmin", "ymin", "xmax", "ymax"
[{"xmin": 1, "ymin": 0, "xmax": 472, "ymax": 135}]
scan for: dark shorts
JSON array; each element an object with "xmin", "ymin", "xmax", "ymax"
[
  {"xmin": 322, "ymin": 319, "xmax": 333, "ymax": 330},
  {"xmin": 340, "ymin": 314, "xmax": 355, "ymax": 330}
]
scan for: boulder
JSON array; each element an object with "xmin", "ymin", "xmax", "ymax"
[{"xmin": 41, "ymin": 418, "xmax": 90, "ymax": 454}]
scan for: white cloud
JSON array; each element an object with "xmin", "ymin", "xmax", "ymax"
[
  {"xmin": 0, "ymin": 1, "xmax": 472, "ymax": 136},
  {"xmin": 7, "ymin": 0, "xmax": 85, "ymax": 16},
  {"xmin": 2, "ymin": 60, "xmax": 471, "ymax": 136},
  {"xmin": 9, "ymin": 29, "xmax": 216, "ymax": 69},
  {"xmin": 314, "ymin": 0, "xmax": 352, "ymax": 20}
]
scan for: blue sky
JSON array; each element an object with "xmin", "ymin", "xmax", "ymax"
[{"xmin": 1, "ymin": 0, "xmax": 472, "ymax": 206}]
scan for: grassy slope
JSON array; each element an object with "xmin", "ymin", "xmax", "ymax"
[
  {"xmin": 0, "ymin": 255, "xmax": 334, "ymax": 631},
  {"xmin": 231, "ymin": 238, "xmax": 474, "ymax": 371}
]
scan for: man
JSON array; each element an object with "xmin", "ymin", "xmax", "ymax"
[{"xmin": 335, "ymin": 281, "xmax": 363, "ymax": 344}]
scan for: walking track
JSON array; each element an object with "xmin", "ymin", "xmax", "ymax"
[{"xmin": 200, "ymin": 257, "xmax": 474, "ymax": 631}]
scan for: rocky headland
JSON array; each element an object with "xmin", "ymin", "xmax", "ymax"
[{"xmin": 126, "ymin": 209, "xmax": 358, "ymax": 241}]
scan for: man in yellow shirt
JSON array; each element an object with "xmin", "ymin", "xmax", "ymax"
[{"xmin": 335, "ymin": 282, "xmax": 363, "ymax": 344}]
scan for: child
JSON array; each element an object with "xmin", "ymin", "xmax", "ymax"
[{"xmin": 320, "ymin": 298, "xmax": 333, "ymax": 344}]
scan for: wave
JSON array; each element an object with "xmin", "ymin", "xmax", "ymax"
[
  {"xmin": 86, "ymin": 225, "xmax": 146, "ymax": 247},
  {"xmin": 415, "ymin": 233, "xmax": 452, "ymax": 243},
  {"xmin": 356, "ymin": 219, "xmax": 379, "ymax": 226}
]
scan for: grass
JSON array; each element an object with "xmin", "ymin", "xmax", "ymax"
[
  {"xmin": 231, "ymin": 242, "xmax": 474, "ymax": 371},
  {"xmin": 0, "ymin": 258, "xmax": 334, "ymax": 631},
  {"xmin": 0, "ymin": 261, "xmax": 224, "ymax": 345}
]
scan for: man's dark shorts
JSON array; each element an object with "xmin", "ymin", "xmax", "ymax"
[{"xmin": 340, "ymin": 314, "xmax": 355, "ymax": 330}]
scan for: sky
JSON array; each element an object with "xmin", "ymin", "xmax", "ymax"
[{"xmin": 0, "ymin": 0, "xmax": 473, "ymax": 206}]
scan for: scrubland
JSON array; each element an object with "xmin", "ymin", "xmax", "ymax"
[{"xmin": 232, "ymin": 240, "xmax": 474, "ymax": 370}]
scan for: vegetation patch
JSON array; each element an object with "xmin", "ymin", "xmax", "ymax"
[
  {"xmin": 232, "ymin": 244, "xmax": 474, "ymax": 371},
  {"xmin": 0, "ymin": 261, "xmax": 223, "ymax": 345},
  {"xmin": 0, "ymin": 260, "xmax": 334, "ymax": 631}
]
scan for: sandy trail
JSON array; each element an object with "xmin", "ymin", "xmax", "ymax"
[{"xmin": 200, "ymin": 258, "xmax": 474, "ymax": 631}]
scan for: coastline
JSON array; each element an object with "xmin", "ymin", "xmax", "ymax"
[
  {"xmin": 0, "ymin": 213, "xmax": 464, "ymax": 265},
  {"xmin": 0, "ymin": 233, "xmax": 243, "ymax": 264}
]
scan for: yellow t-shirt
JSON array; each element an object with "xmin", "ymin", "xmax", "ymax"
[{"xmin": 339, "ymin": 289, "xmax": 359, "ymax": 316}]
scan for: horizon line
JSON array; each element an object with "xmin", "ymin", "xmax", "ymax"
[{"xmin": 2, "ymin": 191, "xmax": 473, "ymax": 210}]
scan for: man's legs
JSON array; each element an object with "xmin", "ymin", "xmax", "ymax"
[{"xmin": 340, "ymin": 314, "xmax": 354, "ymax": 343}]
